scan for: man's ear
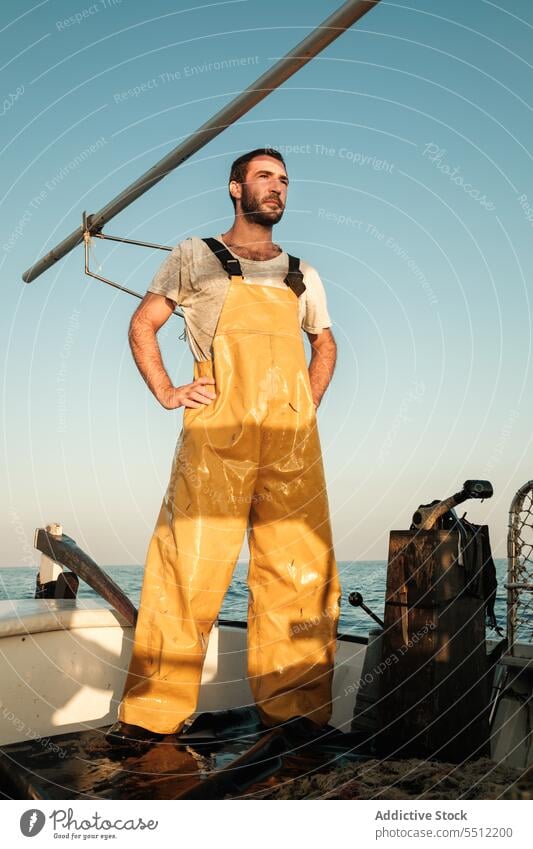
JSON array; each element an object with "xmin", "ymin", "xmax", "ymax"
[{"xmin": 229, "ymin": 180, "xmax": 241, "ymax": 203}]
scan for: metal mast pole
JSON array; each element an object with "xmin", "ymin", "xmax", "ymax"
[{"xmin": 22, "ymin": 0, "xmax": 380, "ymax": 283}]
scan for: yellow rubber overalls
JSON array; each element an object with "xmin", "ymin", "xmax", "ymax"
[{"xmin": 118, "ymin": 242, "xmax": 341, "ymax": 734}]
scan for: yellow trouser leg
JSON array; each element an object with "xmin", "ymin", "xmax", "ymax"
[
  {"xmin": 247, "ymin": 405, "xmax": 341, "ymax": 728},
  {"xmin": 118, "ymin": 420, "xmax": 256, "ymax": 734}
]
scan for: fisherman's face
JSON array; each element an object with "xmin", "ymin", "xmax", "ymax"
[{"xmin": 233, "ymin": 155, "xmax": 288, "ymax": 225}]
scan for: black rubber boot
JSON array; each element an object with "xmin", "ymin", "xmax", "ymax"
[{"xmin": 105, "ymin": 721, "xmax": 166, "ymax": 749}]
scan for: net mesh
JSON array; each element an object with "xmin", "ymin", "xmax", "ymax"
[{"xmin": 508, "ymin": 483, "xmax": 533, "ymax": 651}]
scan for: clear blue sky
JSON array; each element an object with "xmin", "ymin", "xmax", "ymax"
[{"xmin": 1, "ymin": 0, "xmax": 532, "ymax": 568}]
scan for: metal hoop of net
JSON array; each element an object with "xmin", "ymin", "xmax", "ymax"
[{"xmin": 507, "ymin": 480, "xmax": 533, "ymax": 655}]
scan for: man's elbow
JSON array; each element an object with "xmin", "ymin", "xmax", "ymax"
[
  {"xmin": 128, "ymin": 309, "xmax": 142, "ymax": 343},
  {"xmin": 130, "ymin": 292, "xmax": 174, "ymax": 340},
  {"xmin": 128, "ymin": 307, "xmax": 155, "ymax": 351}
]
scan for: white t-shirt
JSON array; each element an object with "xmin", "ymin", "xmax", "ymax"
[{"xmin": 147, "ymin": 235, "xmax": 333, "ymax": 362}]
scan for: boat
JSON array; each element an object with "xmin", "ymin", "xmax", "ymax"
[
  {"xmin": 0, "ymin": 543, "xmax": 368, "ymax": 800},
  {"xmin": 0, "ymin": 481, "xmax": 530, "ymax": 800}
]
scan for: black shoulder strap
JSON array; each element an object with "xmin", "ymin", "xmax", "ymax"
[
  {"xmin": 203, "ymin": 237, "xmax": 243, "ymax": 278},
  {"xmin": 203, "ymin": 237, "xmax": 306, "ymax": 297},
  {"xmin": 285, "ymin": 254, "xmax": 306, "ymax": 298}
]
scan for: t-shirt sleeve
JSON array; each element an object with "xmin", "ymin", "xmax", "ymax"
[
  {"xmin": 146, "ymin": 241, "xmax": 183, "ymax": 305},
  {"xmin": 302, "ymin": 265, "xmax": 332, "ymax": 334}
]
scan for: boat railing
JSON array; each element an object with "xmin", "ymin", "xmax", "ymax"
[{"xmin": 33, "ymin": 524, "xmax": 138, "ymax": 626}]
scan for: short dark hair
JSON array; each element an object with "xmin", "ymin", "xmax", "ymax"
[{"xmin": 228, "ymin": 147, "xmax": 286, "ymax": 209}]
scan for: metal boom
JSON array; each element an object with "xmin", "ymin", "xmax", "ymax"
[{"xmin": 22, "ymin": 0, "xmax": 380, "ymax": 283}]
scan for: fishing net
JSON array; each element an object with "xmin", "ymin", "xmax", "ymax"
[{"xmin": 507, "ymin": 481, "xmax": 533, "ymax": 653}]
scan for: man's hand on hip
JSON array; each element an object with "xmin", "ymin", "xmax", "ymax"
[
  {"xmin": 159, "ymin": 377, "xmax": 216, "ymax": 410},
  {"xmin": 129, "ymin": 293, "xmax": 216, "ymax": 411}
]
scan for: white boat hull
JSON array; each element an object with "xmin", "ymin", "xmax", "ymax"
[{"xmin": 0, "ymin": 598, "xmax": 365, "ymax": 746}]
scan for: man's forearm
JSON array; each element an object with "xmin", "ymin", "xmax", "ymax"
[
  {"xmin": 129, "ymin": 316, "xmax": 172, "ymax": 403},
  {"xmin": 309, "ymin": 340, "xmax": 337, "ymax": 407}
]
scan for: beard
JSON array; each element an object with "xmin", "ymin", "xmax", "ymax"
[{"xmin": 240, "ymin": 184, "xmax": 285, "ymax": 225}]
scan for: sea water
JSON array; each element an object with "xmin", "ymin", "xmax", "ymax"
[{"xmin": 0, "ymin": 560, "xmax": 511, "ymax": 638}]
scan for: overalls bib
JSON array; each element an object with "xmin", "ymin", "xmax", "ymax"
[{"xmin": 118, "ymin": 246, "xmax": 341, "ymax": 733}]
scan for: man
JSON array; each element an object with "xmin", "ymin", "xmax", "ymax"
[{"xmin": 106, "ymin": 148, "xmax": 341, "ymax": 747}]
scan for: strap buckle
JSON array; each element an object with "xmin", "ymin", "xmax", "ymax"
[
  {"xmin": 202, "ymin": 237, "xmax": 244, "ymax": 279},
  {"xmin": 285, "ymin": 254, "xmax": 306, "ymax": 297}
]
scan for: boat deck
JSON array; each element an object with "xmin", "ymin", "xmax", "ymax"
[{"xmin": 0, "ymin": 723, "xmax": 365, "ymax": 800}]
